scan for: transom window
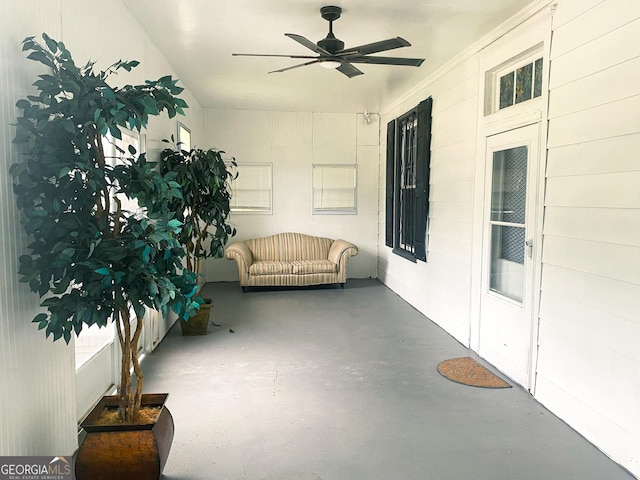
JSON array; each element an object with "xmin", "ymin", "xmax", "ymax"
[
  {"xmin": 484, "ymin": 44, "xmax": 544, "ymax": 116},
  {"xmin": 497, "ymin": 57, "xmax": 543, "ymax": 110}
]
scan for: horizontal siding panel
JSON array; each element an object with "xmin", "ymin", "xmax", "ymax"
[
  {"xmin": 432, "ymin": 77, "xmax": 478, "ymax": 115},
  {"xmin": 430, "ymin": 59, "xmax": 479, "ymax": 100},
  {"xmin": 429, "ymin": 200, "xmax": 473, "ymax": 223},
  {"xmin": 536, "ymin": 344, "xmax": 640, "ymax": 442},
  {"xmin": 547, "ymin": 95, "xmax": 640, "ymax": 147},
  {"xmin": 432, "ymin": 96, "xmax": 477, "ymax": 130},
  {"xmin": 425, "ymin": 251, "xmax": 471, "ymax": 283},
  {"xmin": 428, "ymin": 234, "xmax": 472, "ymax": 264},
  {"xmin": 545, "ymin": 171, "xmax": 640, "ymax": 208},
  {"xmin": 382, "ymin": 58, "xmax": 478, "ymax": 121},
  {"xmin": 541, "ymin": 264, "xmax": 640, "ymax": 321},
  {"xmin": 535, "ymin": 375, "xmax": 640, "ymax": 476},
  {"xmin": 549, "ymin": 57, "xmax": 640, "ymax": 119},
  {"xmin": 429, "ymin": 181, "xmax": 473, "ymax": 203},
  {"xmin": 430, "ymin": 160, "xmax": 474, "ymax": 185},
  {"xmin": 420, "ymin": 275, "xmax": 471, "ymax": 343},
  {"xmin": 544, "ymin": 207, "xmax": 640, "ymax": 247},
  {"xmin": 549, "ymin": 18, "xmax": 640, "ymax": 88},
  {"xmin": 546, "ymin": 133, "xmax": 640, "ymax": 177},
  {"xmin": 430, "ymin": 139, "xmax": 476, "ymax": 168},
  {"xmin": 542, "ymin": 235, "xmax": 640, "ymax": 284},
  {"xmin": 551, "ymin": 0, "xmax": 605, "ymax": 29},
  {"xmin": 428, "ymin": 218, "xmax": 472, "ymax": 243},
  {"xmin": 431, "ymin": 117, "xmax": 477, "ymax": 150},
  {"xmin": 539, "ymin": 291, "xmax": 640, "ymax": 361},
  {"xmin": 551, "ymin": 0, "xmax": 640, "ymax": 59}
]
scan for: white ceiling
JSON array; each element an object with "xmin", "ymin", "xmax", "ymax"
[{"xmin": 122, "ymin": 0, "xmax": 533, "ymax": 113}]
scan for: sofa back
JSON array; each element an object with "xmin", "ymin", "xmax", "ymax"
[{"xmin": 246, "ymin": 232, "xmax": 333, "ymax": 261}]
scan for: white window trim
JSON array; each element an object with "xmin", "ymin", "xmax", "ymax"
[
  {"xmin": 483, "ymin": 43, "xmax": 544, "ymax": 117},
  {"xmin": 228, "ymin": 162, "xmax": 273, "ymax": 214},
  {"xmin": 177, "ymin": 121, "xmax": 191, "ymax": 151}
]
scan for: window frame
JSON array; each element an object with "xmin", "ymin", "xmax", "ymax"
[
  {"xmin": 483, "ymin": 43, "xmax": 544, "ymax": 117},
  {"xmin": 312, "ymin": 163, "xmax": 357, "ymax": 215},
  {"xmin": 227, "ymin": 162, "xmax": 273, "ymax": 214},
  {"xmin": 177, "ymin": 121, "xmax": 191, "ymax": 151},
  {"xmin": 385, "ymin": 97, "xmax": 433, "ymax": 262}
]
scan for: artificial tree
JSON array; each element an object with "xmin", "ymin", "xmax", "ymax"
[
  {"xmin": 10, "ymin": 33, "xmax": 200, "ymax": 423},
  {"xmin": 159, "ymin": 143, "xmax": 237, "ymax": 279}
]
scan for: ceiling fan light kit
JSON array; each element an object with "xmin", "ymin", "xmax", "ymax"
[{"xmin": 232, "ymin": 5, "xmax": 425, "ymax": 78}]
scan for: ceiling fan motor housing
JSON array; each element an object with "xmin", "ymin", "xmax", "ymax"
[{"xmin": 318, "ymin": 34, "xmax": 344, "ymax": 54}]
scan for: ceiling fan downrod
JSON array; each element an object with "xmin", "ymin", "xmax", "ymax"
[{"xmin": 318, "ymin": 6, "xmax": 344, "ymax": 54}]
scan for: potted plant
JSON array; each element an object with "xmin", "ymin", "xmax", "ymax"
[
  {"xmin": 10, "ymin": 33, "xmax": 199, "ymax": 479},
  {"xmin": 159, "ymin": 142, "xmax": 237, "ymax": 335}
]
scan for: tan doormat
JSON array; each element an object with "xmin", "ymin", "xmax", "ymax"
[{"xmin": 437, "ymin": 356, "xmax": 512, "ymax": 389}]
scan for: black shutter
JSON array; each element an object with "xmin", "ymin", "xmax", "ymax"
[
  {"xmin": 385, "ymin": 120, "xmax": 396, "ymax": 248},
  {"xmin": 414, "ymin": 97, "xmax": 433, "ymax": 261}
]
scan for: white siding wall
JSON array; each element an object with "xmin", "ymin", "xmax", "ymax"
[
  {"xmin": 0, "ymin": 0, "xmax": 204, "ymax": 454},
  {"xmin": 200, "ymin": 109, "xmax": 379, "ymax": 282},
  {"xmin": 378, "ymin": 60, "xmax": 479, "ymax": 345},
  {"xmin": 535, "ymin": 0, "xmax": 640, "ymax": 475},
  {"xmin": 377, "ymin": 0, "xmax": 639, "ymax": 475}
]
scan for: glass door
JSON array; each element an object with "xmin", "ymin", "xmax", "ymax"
[{"xmin": 479, "ymin": 123, "xmax": 540, "ymax": 389}]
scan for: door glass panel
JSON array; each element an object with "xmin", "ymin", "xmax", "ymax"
[
  {"xmin": 488, "ymin": 145, "xmax": 528, "ymax": 303},
  {"xmin": 490, "ymin": 225, "xmax": 525, "ymax": 302},
  {"xmin": 491, "ymin": 146, "xmax": 527, "ymax": 223}
]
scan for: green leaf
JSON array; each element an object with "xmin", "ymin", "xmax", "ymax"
[
  {"xmin": 42, "ymin": 33, "xmax": 58, "ymax": 53},
  {"xmin": 94, "ymin": 267, "xmax": 110, "ymax": 275},
  {"xmin": 109, "ymin": 124, "xmax": 122, "ymax": 139}
]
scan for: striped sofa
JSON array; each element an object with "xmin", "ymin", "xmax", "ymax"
[{"xmin": 225, "ymin": 232, "xmax": 358, "ymax": 291}]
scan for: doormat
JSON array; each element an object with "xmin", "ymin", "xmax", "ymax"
[{"xmin": 437, "ymin": 356, "xmax": 512, "ymax": 389}]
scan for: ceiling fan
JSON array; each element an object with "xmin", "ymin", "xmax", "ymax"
[{"xmin": 232, "ymin": 5, "xmax": 425, "ymax": 78}]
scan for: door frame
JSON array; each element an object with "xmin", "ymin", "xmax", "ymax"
[
  {"xmin": 469, "ymin": 13, "xmax": 552, "ymax": 392},
  {"xmin": 479, "ymin": 122, "xmax": 542, "ymax": 390}
]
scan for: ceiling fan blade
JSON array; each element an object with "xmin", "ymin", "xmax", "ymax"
[
  {"xmin": 233, "ymin": 53, "xmax": 319, "ymax": 60},
  {"xmin": 346, "ymin": 56, "xmax": 425, "ymax": 67},
  {"xmin": 336, "ymin": 62, "xmax": 364, "ymax": 78},
  {"xmin": 337, "ymin": 37, "xmax": 411, "ymax": 56},
  {"xmin": 268, "ymin": 59, "xmax": 321, "ymax": 74},
  {"xmin": 285, "ymin": 33, "xmax": 332, "ymax": 56}
]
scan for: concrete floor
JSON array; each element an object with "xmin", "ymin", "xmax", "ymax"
[{"xmin": 141, "ymin": 279, "xmax": 633, "ymax": 480}]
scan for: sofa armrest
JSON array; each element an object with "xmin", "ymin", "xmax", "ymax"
[
  {"xmin": 225, "ymin": 242, "xmax": 253, "ymax": 285},
  {"xmin": 328, "ymin": 239, "xmax": 358, "ymax": 264}
]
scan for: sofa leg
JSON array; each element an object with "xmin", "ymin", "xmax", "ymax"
[
  {"xmin": 340, "ymin": 283, "xmax": 345, "ymax": 289},
  {"xmin": 242, "ymin": 286, "xmax": 247, "ymax": 293}
]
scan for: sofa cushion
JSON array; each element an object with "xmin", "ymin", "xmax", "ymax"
[
  {"xmin": 246, "ymin": 232, "xmax": 333, "ymax": 261},
  {"xmin": 249, "ymin": 261, "xmax": 293, "ymax": 276},
  {"xmin": 291, "ymin": 260, "xmax": 337, "ymax": 275}
]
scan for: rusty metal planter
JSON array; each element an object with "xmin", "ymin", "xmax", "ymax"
[{"xmin": 75, "ymin": 393, "xmax": 174, "ymax": 480}]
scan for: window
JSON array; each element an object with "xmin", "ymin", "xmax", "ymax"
[
  {"xmin": 498, "ymin": 57, "xmax": 543, "ymax": 110},
  {"xmin": 177, "ymin": 122, "xmax": 191, "ymax": 151},
  {"xmin": 385, "ymin": 97, "xmax": 433, "ymax": 262},
  {"xmin": 484, "ymin": 45, "xmax": 544, "ymax": 116},
  {"xmin": 228, "ymin": 163, "xmax": 272, "ymax": 213},
  {"xmin": 312, "ymin": 164, "xmax": 357, "ymax": 214}
]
